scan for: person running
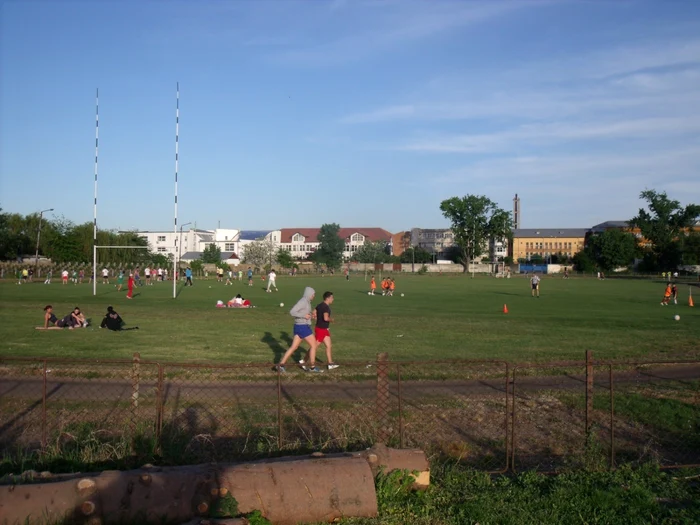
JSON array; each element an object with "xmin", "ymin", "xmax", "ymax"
[
  {"xmin": 134, "ymin": 267, "xmax": 142, "ymax": 287},
  {"xmin": 126, "ymin": 273, "xmax": 135, "ymax": 299},
  {"xmin": 44, "ymin": 269, "xmax": 52, "ymax": 284},
  {"xmin": 276, "ymin": 287, "xmax": 320, "ymax": 373},
  {"xmin": 185, "ymin": 267, "xmax": 193, "ymax": 286},
  {"xmin": 661, "ymin": 283, "xmax": 672, "ymax": 305},
  {"xmin": 301, "ymin": 291, "xmax": 339, "ymax": 370},
  {"xmin": 21, "ymin": 268, "xmax": 29, "ymax": 284},
  {"xmin": 389, "ymin": 278, "xmax": 396, "ymax": 296},
  {"xmin": 671, "ymin": 283, "xmax": 678, "ymax": 305},
  {"xmin": 217, "ymin": 267, "xmax": 224, "ymax": 282},
  {"xmin": 71, "ymin": 269, "xmax": 78, "ymax": 284},
  {"xmin": 266, "ymin": 269, "xmax": 278, "ymax": 292},
  {"xmin": 116, "ymin": 270, "xmax": 125, "ymax": 291},
  {"xmin": 102, "ymin": 267, "xmax": 109, "ymax": 284},
  {"xmin": 370, "ymin": 276, "xmax": 376, "ymax": 295},
  {"xmin": 530, "ymin": 274, "xmax": 541, "ymax": 298},
  {"xmin": 225, "ymin": 270, "xmax": 233, "ymax": 286},
  {"xmin": 247, "ymin": 267, "xmax": 253, "ymax": 287},
  {"xmin": 144, "ymin": 266, "xmax": 151, "ymax": 285},
  {"xmin": 238, "ymin": 269, "xmax": 243, "ymax": 281}
]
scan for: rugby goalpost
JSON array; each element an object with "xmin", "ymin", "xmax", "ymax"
[{"xmin": 92, "ymin": 85, "xmax": 181, "ymax": 297}]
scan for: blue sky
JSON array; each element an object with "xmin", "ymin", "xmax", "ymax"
[{"xmin": 1, "ymin": 0, "xmax": 699, "ymax": 232}]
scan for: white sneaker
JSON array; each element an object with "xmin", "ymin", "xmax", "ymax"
[{"xmin": 327, "ymin": 363, "xmax": 339, "ymax": 370}]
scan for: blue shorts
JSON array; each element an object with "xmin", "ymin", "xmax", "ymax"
[{"xmin": 293, "ymin": 324, "xmax": 313, "ymax": 339}]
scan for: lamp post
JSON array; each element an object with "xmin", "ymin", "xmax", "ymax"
[
  {"xmin": 34, "ymin": 208, "xmax": 54, "ymax": 277},
  {"xmin": 178, "ymin": 222, "xmax": 192, "ymax": 269}
]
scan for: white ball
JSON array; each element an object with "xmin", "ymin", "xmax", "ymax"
[
  {"xmin": 367, "ymin": 291, "xmax": 371, "ymax": 295},
  {"xmin": 208, "ymin": 286, "xmax": 211, "ymax": 289},
  {"xmin": 280, "ymin": 303, "xmax": 284, "ymax": 307},
  {"xmin": 674, "ymin": 314, "xmax": 680, "ymax": 321},
  {"xmin": 401, "ymin": 293, "xmax": 405, "ymax": 297}
]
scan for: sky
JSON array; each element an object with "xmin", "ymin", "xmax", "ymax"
[{"xmin": 1, "ymin": 0, "xmax": 699, "ymax": 233}]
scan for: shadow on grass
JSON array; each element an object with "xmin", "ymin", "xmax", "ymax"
[{"xmin": 262, "ymin": 331, "xmax": 293, "ymax": 364}]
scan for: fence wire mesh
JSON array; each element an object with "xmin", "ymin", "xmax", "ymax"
[{"xmin": 1, "ymin": 355, "xmax": 699, "ymax": 473}]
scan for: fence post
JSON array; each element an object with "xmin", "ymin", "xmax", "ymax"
[
  {"xmin": 131, "ymin": 353, "xmax": 141, "ymax": 439},
  {"xmin": 585, "ymin": 350, "xmax": 593, "ymax": 437},
  {"xmin": 42, "ymin": 359, "xmax": 47, "ymax": 448},
  {"xmin": 155, "ymin": 364, "xmax": 164, "ymax": 455},
  {"xmin": 376, "ymin": 353, "xmax": 390, "ymax": 444}
]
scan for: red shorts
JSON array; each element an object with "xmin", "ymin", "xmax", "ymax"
[{"xmin": 315, "ymin": 328, "xmax": 330, "ymax": 342}]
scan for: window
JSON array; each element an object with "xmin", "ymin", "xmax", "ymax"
[
  {"xmin": 157, "ymin": 236, "xmax": 166, "ymax": 242},
  {"xmin": 225, "ymin": 243, "xmax": 235, "ymax": 251},
  {"xmin": 351, "ymin": 233, "xmax": 364, "ymax": 242},
  {"xmin": 157, "ymin": 247, "xmax": 167, "ymax": 252},
  {"xmin": 293, "ymin": 234, "xmax": 305, "ymax": 242}
]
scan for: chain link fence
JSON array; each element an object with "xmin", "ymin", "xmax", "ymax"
[{"xmin": 1, "ymin": 354, "xmax": 698, "ymax": 472}]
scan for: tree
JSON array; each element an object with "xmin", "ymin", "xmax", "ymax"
[
  {"xmin": 572, "ymin": 248, "xmax": 596, "ymax": 273},
  {"xmin": 243, "ymin": 240, "xmax": 276, "ymax": 268},
  {"xmin": 401, "ymin": 246, "xmax": 435, "ymax": 264},
  {"xmin": 586, "ymin": 229, "xmax": 638, "ymax": 272},
  {"xmin": 312, "ymin": 223, "xmax": 344, "ymax": 270},
  {"xmin": 276, "ymin": 248, "xmax": 294, "ymax": 269},
  {"xmin": 202, "ymin": 243, "xmax": 221, "ymax": 264},
  {"xmin": 629, "ymin": 190, "xmax": 700, "ymax": 271},
  {"xmin": 680, "ymin": 232, "xmax": 700, "ymax": 265},
  {"xmin": 352, "ymin": 240, "xmax": 390, "ymax": 263},
  {"xmin": 440, "ymin": 195, "xmax": 512, "ymax": 273}
]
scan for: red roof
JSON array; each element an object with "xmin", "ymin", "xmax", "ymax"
[{"xmin": 280, "ymin": 228, "xmax": 393, "ymax": 243}]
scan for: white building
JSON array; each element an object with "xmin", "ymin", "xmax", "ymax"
[
  {"xmin": 125, "ymin": 228, "xmax": 242, "ymax": 261},
  {"xmin": 271, "ymin": 228, "xmax": 393, "ymax": 260}
]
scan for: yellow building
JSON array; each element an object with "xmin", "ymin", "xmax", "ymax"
[{"xmin": 510, "ymin": 228, "xmax": 588, "ymax": 262}]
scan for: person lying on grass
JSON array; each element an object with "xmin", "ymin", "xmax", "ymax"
[
  {"xmin": 36, "ymin": 305, "xmax": 76, "ymax": 330},
  {"xmin": 227, "ymin": 294, "xmax": 253, "ymax": 308}
]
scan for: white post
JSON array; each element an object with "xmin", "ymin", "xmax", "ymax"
[
  {"xmin": 173, "ymin": 82, "xmax": 179, "ymax": 299},
  {"xmin": 93, "ymin": 88, "xmax": 99, "ymax": 296}
]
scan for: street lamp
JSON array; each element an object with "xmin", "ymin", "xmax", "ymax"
[
  {"xmin": 178, "ymin": 222, "xmax": 192, "ymax": 267},
  {"xmin": 34, "ymin": 208, "xmax": 54, "ymax": 276}
]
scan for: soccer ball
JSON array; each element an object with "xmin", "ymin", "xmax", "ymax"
[
  {"xmin": 208, "ymin": 286, "xmax": 211, "ymax": 289},
  {"xmin": 401, "ymin": 293, "xmax": 405, "ymax": 297},
  {"xmin": 367, "ymin": 291, "xmax": 371, "ymax": 295},
  {"xmin": 674, "ymin": 314, "xmax": 680, "ymax": 321},
  {"xmin": 280, "ymin": 303, "xmax": 284, "ymax": 307}
]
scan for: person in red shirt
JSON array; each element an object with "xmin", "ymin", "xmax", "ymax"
[{"xmin": 127, "ymin": 273, "xmax": 135, "ymax": 299}]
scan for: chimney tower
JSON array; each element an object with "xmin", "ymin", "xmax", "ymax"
[{"xmin": 513, "ymin": 194, "xmax": 521, "ymax": 230}]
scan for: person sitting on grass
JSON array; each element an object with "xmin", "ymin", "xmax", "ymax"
[
  {"xmin": 71, "ymin": 307, "xmax": 88, "ymax": 328},
  {"xmin": 99, "ymin": 306, "xmax": 138, "ymax": 330}
]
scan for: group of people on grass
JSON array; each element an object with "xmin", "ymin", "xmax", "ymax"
[
  {"xmin": 38, "ymin": 305, "xmax": 134, "ymax": 331},
  {"xmin": 369, "ymin": 276, "xmax": 396, "ymax": 296}
]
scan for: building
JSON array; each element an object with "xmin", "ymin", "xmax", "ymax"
[
  {"xmin": 128, "ymin": 228, "xmax": 241, "ymax": 261},
  {"xmin": 410, "ymin": 228, "xmax": 455, "ymax": 259},
  {"xmin": 271, "ymin": 228, "xmax": 393, "ymax": 260},
  {"xmin": 510, "ymin": 228, "xmax": 588, "ymax": 262},
  {"xmin": 391, "ymin": 231, "xmax": 412, "ymax": 257}
]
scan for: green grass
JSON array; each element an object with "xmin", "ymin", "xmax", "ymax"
[
  {"xmin": 1, "ymin": 275, "xmax": 699, "ymax": 363},
  {"xmin": 336, "ymin": 463, "xmax": 700, "ymax": 525}
]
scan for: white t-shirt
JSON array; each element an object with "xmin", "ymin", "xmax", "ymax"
[
  {"xmin": 62, "ymin": 270, "xmax": 69, "ymax": 278},
  {"xmin": 102, "ymin": 268, "xmax": 109, "ymax": 277},
  {"xmin": 268, "ymin": 271, "xmax": 276, "ymax": 282},
  {"xmin": 232, "ymin": 297, "xmax": 243, "ymax": 305},
  {"xmin": 144, "ymin": 268, "xmax": 151, "ymax": 276},
  {"xmin": 157, "ymin": 268, "xmax": 163, "ymax": 276}
]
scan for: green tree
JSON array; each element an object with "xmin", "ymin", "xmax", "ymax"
[
  {"xmin": 243, "ymin": 240, "xmax": 276, "ymax": 268},
  {"xmin": 276, "ymin": 248, "xmax": 294, "ymax": 269},
  {"xmin": 311, "ymin": 223, "xmax": 344, "ymax": 270},
  {"xmin": 440, "ymin": 195, "xmax": 512, "ymax": 273},
  {"xmin": 680, "ymin": 232, "xmax": 700, "ymax": 265},
  {"xmin": 400, "ymin": 246, "xmax": 433, "ymax": 264},
  {"xmin": 586, "ymin": 229, "xmax": 638, "ymax": 272},
  {"xmin": 629, "ymin": 190, "xmax": 700, "ymax": 271},
  {"xmin": 201, "ymin": 243, "xmax": 222, "ymax": 264},
  {"xmin": 572, "ymin": 248, "xmax": 596, "ymax": 272},
  {"xmin": 352, "ymin": 240, "xmax": 390, "ymax": 263},
  {"xmin": 150, "ymin": 253, "xmax": 170, "ymax": 267}
]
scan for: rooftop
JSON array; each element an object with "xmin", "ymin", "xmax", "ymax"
[{"xmin": 513, "ymin": 228, "xmax": 589, "ymax": 238}]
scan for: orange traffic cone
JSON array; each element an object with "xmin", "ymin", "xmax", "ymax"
[
  {"xmin": 690, "ymin": 295, "xmax": 695, "ymax": 307},
  {"xmin": 503, "ymin": 304, "xmax": 509, "ymax": 314}
]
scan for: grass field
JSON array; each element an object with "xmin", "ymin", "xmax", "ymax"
[{"xmin": 0, "ymin": 274, "xmax": 698, "ymax": 364}]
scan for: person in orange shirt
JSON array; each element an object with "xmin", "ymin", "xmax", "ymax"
[
  {"xmin": 389, "ymin": 278, "xmax": 396, "ymax": 296},
  {"xmin": 661, "ymin": 283, "xmax": 672, "ymax": 306},
  {"xmin": 370, "ymin": 276, "xmax": 376, "ymax": 295},
  {"xmin": 381, "ymin": 278, "xmax": 388, "ymax": 296}
]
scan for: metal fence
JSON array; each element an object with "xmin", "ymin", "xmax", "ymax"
[{"xmin": 1, "ymin": 353, "xmax": 698, "ymax": 473}]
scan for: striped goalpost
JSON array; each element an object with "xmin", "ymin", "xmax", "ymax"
[{"xmin": 173, "ymin": 82, "xmax": 179, "ymax": 299}]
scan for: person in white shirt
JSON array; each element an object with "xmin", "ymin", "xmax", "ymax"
[
  {"xmin": 157, "ymin": 267, "xmax": 163, "ymax": 281},
  {"xmin": 62, "ymin": 269, "xmax": 69, "ymax": 285},
  {"xmin": 102, "ymin": 268, "xmax": 109, "ymax": 285},
  {"xmin": 144, "ymin": 267, "xmax": 151, "ymax": 285},
  {"xmin": 530, "ymin": 274, "xmax": 541, "ymax": 298},
  {"xmin": 267, "ymin": 270, "xmax": 278, "ymax": 292}
]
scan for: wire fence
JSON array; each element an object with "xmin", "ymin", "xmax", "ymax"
[{"xmin": 1, "ymin": 354, "xmax": 698, "ymax": 473}]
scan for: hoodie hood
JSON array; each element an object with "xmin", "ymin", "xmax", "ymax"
[{"xmin": 303, "ymin": 287, "xmax": 315, "ymax": 300}]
